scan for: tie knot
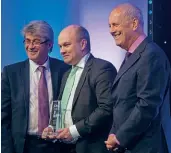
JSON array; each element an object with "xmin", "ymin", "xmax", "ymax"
[
  {"xmin": 125, "ymin": 52, "xmax": 132, "ymax": 58},
  {"xmin": 38, "ymin": 66, "xmax": 46, "ymax": 72},
  {"xmin": 125, "ymin": 52, "xmax": 132, "ymax": 61}
]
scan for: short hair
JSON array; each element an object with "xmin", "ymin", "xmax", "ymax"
[
  {"xmin": 22, "ymin": 20, "xmax": 54, "ymax": 52},
  {"xmin": 76, "ymin": 26, "xmax": 91, "ymax": 52},
  {"xmin": 115, "ymin": 3, "xmax": 144, "ymax": 28}
]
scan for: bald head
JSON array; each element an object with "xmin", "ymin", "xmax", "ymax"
[
  {"xmin": 109, "ymin": 3, "xmax": 145, "ymax": 50},
  {"xmin": 58, "ymin": 25, "xmax": 91, "ymax": 65},
  {"xmin": 59, "ymin": 25, "xmax": 91, "ymax": 51},
  {"xmin": 59, "ymin": 25, "xmax": 80, "ymax": 41},
  {"xmin": 110, "ymin": 3, "xmax": 144, "ymax": 28}
]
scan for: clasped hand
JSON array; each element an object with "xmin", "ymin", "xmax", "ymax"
[
  {"xmin": 42, "ymin": 127, "xmax": 73, "ymax": 142},
  {"xmin": 105, "ymin": 134, "xmax": 120, "ymax": 151}
]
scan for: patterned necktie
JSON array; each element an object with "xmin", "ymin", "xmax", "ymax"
[
  {"xmin": 120, "ymin": 52, "xmax": 132, "ymax": 69},
  {"xmin": 38, "ymin": 66, "xmax": 49, "ymax": 134},
  {"xmin": 59, "ymin": 66, "xmax": 79, "ymax": 129}
]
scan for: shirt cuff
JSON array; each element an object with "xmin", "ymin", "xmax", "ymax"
[{"xmin": 69, "ymin": 125, "xmax": 80, "ymax": 139}]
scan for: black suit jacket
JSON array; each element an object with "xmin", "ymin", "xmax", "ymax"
[
  {"xmin": 1, "ymin": 57, "xmax": 69, "ymax": 153},
  {"xmin": 110, "ymin": 38, "xmax": 171, "ymax": 153},
  {"xmin": 58, "ymin": 54, "xmax": 117, "ymax": 153}
]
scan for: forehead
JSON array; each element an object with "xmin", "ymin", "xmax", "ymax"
[
  {"xmin": 58, "ymin": 29, "xmax": 77, "ymax": 44},
  {"xmin": 24, "ymin": 33, "xmax": 42, "ymax": 40},
  {"xmin": 109, "ymin": 9, "xmax": 123, "ymax": 23}
]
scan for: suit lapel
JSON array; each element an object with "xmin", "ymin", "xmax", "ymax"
[
  {"xmin": 21, "ymin": 59, "xmax": 30, "ymax": 124},
  {"xmin": 49, "ymin": 58, "xmax": 59, "ymax": 100},
  {"xmin": 113, "ymin": 51, "xmax": 141, "ymax": 86},
  {"xmin": 72, "ymin": 54, "xmax": 94, "ymax": 108},
  {"xmin": 113, "ymin": 37, "xmax": 150, "ymax": 87}
]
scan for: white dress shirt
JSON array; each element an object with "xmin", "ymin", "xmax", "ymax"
[
  {"xmin": 64, "ymin": 53, "xmax": 90, "ymax": 140},
  {"xmin": 28, "ymin": 58, "xmax": 53, "ymax": 134}
]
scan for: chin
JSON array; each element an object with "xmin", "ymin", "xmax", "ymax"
[
  {"xmin": 30, "ymin": 58, "xmax": 39, "ymax": 63},
  {"xmin": 64, "ymin": 59, "xmax": 70, "ymax": 64},
  {"xmin": 29, "ymin": 56, "xmax": 38, "ymax": 60},
  {"xmin": 28, "ymin": 53, "xmax": 38, "ymax": 58},
  {"xmin": 115, "ymin": 42, "xmax": 121, "ymax": 47},
  {"xmin": 115, "ymin": 40, "xmax": 123, "ymax": 46}
]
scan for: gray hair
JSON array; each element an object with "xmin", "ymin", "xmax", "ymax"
[
  {"xmin": 116, "ymin": 3, "xmax": 144, "ymax": 28},
  {"xmin": 22, "ymin": 20, "xmax": 54, "ymax": 52}
]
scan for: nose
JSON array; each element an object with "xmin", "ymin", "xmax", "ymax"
[
  {"xmin": 60, "ymin": 47, "xmax": 66, "ymax": 55},
  {"xmin": 26, "ymin": 45, "xmax": 36, "ymax": 53},
  {"xmin": 109, "ymin": 25, "xmax": 116, "ymax": 35},
  {"xmin": 27, "ymin": 42, "xmax": 35, "ymax": 49}
]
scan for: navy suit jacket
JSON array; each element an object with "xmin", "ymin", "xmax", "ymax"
[
  {"xmin": 110, "ymin": 38, "xmax": 171, "ymax": 153},
  {"xmin": 1, "ymin": 57, "xmax": 69, "ymax": 153},
  {"xmin": 58, "ymin": 54, "xmax": 117, "ymax": 153}
]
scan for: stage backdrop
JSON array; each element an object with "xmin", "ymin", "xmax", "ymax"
[{"xmin": 1, "ymin": 0, "xmax": 147, "ymax": 71}]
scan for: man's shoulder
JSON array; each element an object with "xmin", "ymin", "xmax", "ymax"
[
  {"xmin": 92, "ymin": 57, "xmax": 115, "ymax": 69},
  {"xmin": 49, "ymin": 57, "xmax": 63, "ymax": 63},
  {"xmin": 143, "ymin": 41, "xmax": 168, "ymax": 60},
  {"xmin": 49, "ymin": 57, "xmax": 68, "ymax": 66},
  {"xmin": 49, "ymin": 57, "xmax": 71, "ymax": 71},
  {"xmin": 3, "ymin": 59, "xmax": 28, "ymax": 71}
]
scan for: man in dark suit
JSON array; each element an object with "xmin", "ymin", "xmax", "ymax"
[
  {"xmin": 42, "ymin": 25, "xmax": 117, "ymax": 153},
  {"xmin": 1, "ymin": 20, "xmax": 69, "ymax": 153},
  {"xmin": 105, "ymin": 3, "xmax": 171, "ymax": 153}
]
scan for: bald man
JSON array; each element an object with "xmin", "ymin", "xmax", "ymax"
[
  {"xmin": 105, "ymin": 3, "xmax": 171, "ymax": 153},
  {"xmin": 42, "ymin": 25, "xmax": 117, "ymax": 153}
]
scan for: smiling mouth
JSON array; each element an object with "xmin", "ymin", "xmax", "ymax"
[
  {"xmin": 112, "ymin": 32, "xmax": 121, "ymax": 39},
  {"xmin": 29, "ymin": 51, "xmax": 38, "ymax": 55},
  {"xmin": 114, "ymin": 34, "xmax": 121, "ymax": 39}
]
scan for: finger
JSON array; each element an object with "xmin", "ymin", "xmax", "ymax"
[
  {"xmin": 43, "ymin": 128, "xmax": 48, "ymax": 132},
  {"xmin": 57, "ymin": 129, "xmax": 64, "ymax": 133},
  {"xmin": 42, "ymin": 128, "xmax": 49, "ymax": 138},
  {"xmin": 63, "ymin": 133, "xmax": 70, "ymax": 139},
  {"xmin": 113, "ymin": 148, "xmax": 119, "ymax": 151},
  {"xmin": 48, "ymin": 133, "xmax": 56, "ymax": 139},
  {"xmin": 42, "ymin": 133, "xmax": 47, "ymax": 139},
  {"xmin": 106, "ymin": 144, "xmax": 113, "ymax": 149},
  {"xmin": 42, "ymin": 127, "xmax": 49, "ymax": 134},
  {"xmin": 46, "ymin": 127, "xmax": 54, "ymax": 137},
  {"xmin": 56, "ymin": 131, "xmax": 65, "ymax": 139},
  {"xmin": 104, "ymin": 141, "xmax": 108, "ymax": 144},
  {"xmin": 104, "ymin": 141, "xmax": 111, "ymax": 145}
]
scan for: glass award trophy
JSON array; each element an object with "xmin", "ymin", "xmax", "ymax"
[{"xmin": 51, "ymin": 100, "xmax": 62, "ymax": 131}]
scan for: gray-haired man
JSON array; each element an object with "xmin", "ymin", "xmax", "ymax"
[{"xmin": 1, "ymin": 20, "xmax": 69, "ymax": 153}]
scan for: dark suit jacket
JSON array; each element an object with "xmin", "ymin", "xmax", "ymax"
[
  {"xmin": 1, "ymin": 57, "xmax": 69, "ymax": 153},
  {"xmin": 110, "ymin": 38, "xmax": 171, "ymax": 153},
  {"xmin": 58, "ymin": 54, "xmax": 117, "ymax": 153}
]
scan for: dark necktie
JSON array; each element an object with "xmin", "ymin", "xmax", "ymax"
[
  {"xmin": 38, "ymin": 66, "xmax": 49, "ymax": 134},
  {"xmin": 120, "ymin": 52, "xmax": 132, "ymax": 69}
]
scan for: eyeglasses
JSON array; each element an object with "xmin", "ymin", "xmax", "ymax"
[{"xmin": 23, "ymin": 39, "xmax": 49, "ymax": 46}]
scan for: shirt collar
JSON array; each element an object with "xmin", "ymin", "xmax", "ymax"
[
  {"xmin": 128, "ymin": 34, "xmax": 146, "ymax": 53},
  {"xmin": 29, "ymin": 57, "xmax": 50, "ymax": 73},
  {"xmin": 73, "ymin": 53, "xmax": 90, "ymax": 69}
]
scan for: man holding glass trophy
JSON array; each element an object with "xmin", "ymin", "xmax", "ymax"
[
  {"xmin": 1, "ymin": 20, "xmax": 69, "ymax": 153},
  {"xmin": 42, "ymin": 25, "xmax": 117, "ymax": 153}
]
